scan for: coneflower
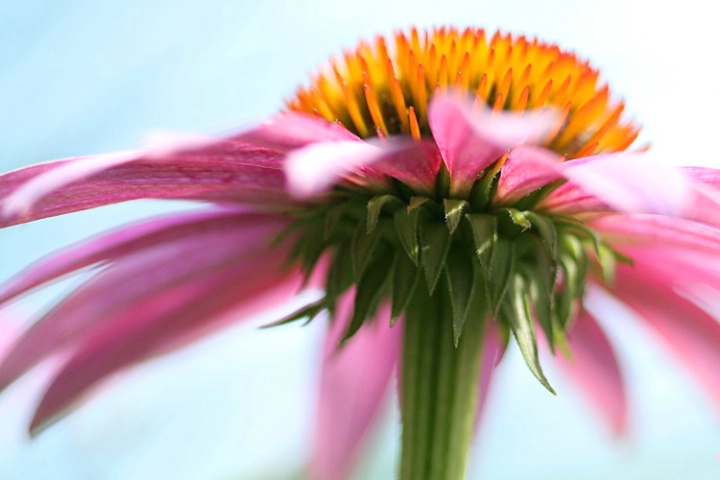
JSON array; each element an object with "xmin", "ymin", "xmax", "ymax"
[{"xmin": 1, "ymin": 27, "xmax": 719, "ymax": 480}]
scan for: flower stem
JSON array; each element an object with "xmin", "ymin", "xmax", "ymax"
[{"xmin": 399, "ymin": 278, "xmax": 486, "ymax": 480}]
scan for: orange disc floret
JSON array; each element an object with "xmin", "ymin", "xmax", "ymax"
[{"xmin": 287, "ymin": 26, "xmax": 640, "ymax": 158}]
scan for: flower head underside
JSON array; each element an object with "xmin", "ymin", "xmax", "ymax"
[{"xmin": 279, "ymin": 27, "xmax": 640, "ymax": 391}]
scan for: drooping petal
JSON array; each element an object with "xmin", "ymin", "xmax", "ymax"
[
  {"xmin": 310, "ymin": 293, "xmax": 401, "ymax": 480},
  {"xmin": 0, "ymin": 214, "xmax": 289, "ymax": 392},
  {"xmin": 368, "ymin": 141, "xmax": 442, "ymax": 196},
  {"xmin": 494, "ymin": 145, "xmax": 564, "ymax": 205},
  {"xmin": 0, "ymin": 145, "xmax": 291, "ymax": 227},
  {"xmin": 428, "ymin": 93, "xmax": 557, "ymax": 196},
  {"xmin": 537, "ymin": 181, "xmax": 611, "ymax": 215},
  {"xmin": 677, "ymin": 167, "xmax": 720, "ymax": 228},
  {"xmin": 28, "ymin": 250, "xmax": 304, "ymax": 434},
  {"xmin": 589, "ymin": 213, "xmax": 720, "ymax": 254},
  {"xmin": 555, "ymin": 306, "xmax": 627, "ymax": 436},
  {"xmin": 542, "ymin": 163, "xmax": 720, "ymax": 222},
  {"xmin": 1, "ymin": 109, "xmax": 365, "ymax": 227},
  {"xmin": 609, "ymin": 262, "xmax": 720, "ymax": 413},
  {"xmin": 559, "ymin": 153, "xmax": 691, "ymax": 217},
  {"xmin": 0, "ymin": 208, "xmax": 252, "ymax": 305}
]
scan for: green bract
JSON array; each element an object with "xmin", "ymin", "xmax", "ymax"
[{"xmin": 275, "ymin": 157, "xmax": 627, "ymax": 393}]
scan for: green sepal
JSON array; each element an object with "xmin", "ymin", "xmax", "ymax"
[
  {"xmin": 294, "ymin": 227, "xmax": 327, "ymax": 283},
  {"xmin": 443, "ymin": 199, "xmax": 469, "ymax": 235},
  {"xmin": 351, "ymin": 217, "xmax": 383, "ymax": 280},
  {"xmin": 342, "ymin": 251, "xmax": 392, "ymax": 343},
  {"xmin": 504, "ymin": 274, "xmax": 556, "ymax": 394},
  {"xmin": 525, "ymin": 211, "xmax": 558, "ymax": 260},
  {"xmin": 466, "ymin": 213, "xmax": 497, "ymax": 267},
  {"xmin": 596, "ymin": 242, "xmax": 617, "ymax": 286},
  {"xmin": 324, "ymin": 204, "xmax": 348, "ymax": 240},
  {"xmin": 556, "ymin": 255, "xmax": 579, "ymax": 328},
  {"xmin": 435, "ymin": 164, "xmax": 452, "ymax": 198},
  {"xmin": 523, "ymin": 241, "xmax": 557, "ymax": 353},
  {"xmin": 394, "ymin": 207, "xmax": 421, "ymax": 266},
  {"xmin": 560, "ymin": 234, "xmax": 588, "ymax": 291},
  {"xmin": 408, "ymin": 196, "xmax": 430, "ymax": 211},
  {"xmin": 367, "ymin": 194, "xmax": 402, "ymax": 234},
  {"xmin": 261, "ymin": 298, "xmax": 326, "ymax": 329},
  {"xmin": 505, "ymin": 208, "xmax": 532, "ymax": 231},
  {"xmin": 556, "ymin": 235, "xmax": 587, "ymax": 329},
  {"xmin": 419, "ymin": 221, "xmax": 452, "ymax": 294},
  {"xmin": 470, "ymin": 156, "xmax": 506, "ymax": 210},
  {"xmin": 557, "ymin": 219, "xmax": 601, "ymax": 258},
  {"xmin": 445, "ymin": 248, "xmax": 476, "ymax": 345},
  {"xmin": 486, "ymin": 237, "xmax": 515, "ymax": 315},
  {"xmin": 325, "ymin": 240, "xmax": 354, "ymax": 308},
  {"xmin": 391, "ymin": 249, "xmax": 420, "ymax": 325}
]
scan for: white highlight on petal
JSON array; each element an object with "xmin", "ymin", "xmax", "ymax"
[
  {"xmin": 284, "ymin": 140, "xmax": 382, "ymax": 197},
  {"xmin": 2, "ymin": 150, "xmax": 141, "ymax": 218}
]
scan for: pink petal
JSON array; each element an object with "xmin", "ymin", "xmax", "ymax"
[
  {"xmin": 609, "ymin": 262, "xmax": 720, "ymax": 413},
  {"xmin": 678, "ymin": 167, "xmax": 720, "ymax": 228},
  {"xmin": 537, "ymin": 181, "xmax": 611, "ymax": 214},
  {"xmin": 683, "ymin": 166, "xmax": 720, "ymax": 189},
  {"xmin": 28, "ymin": 244, "xmax": 303, "ymax": 433},
  {"xmin": 428, "ymin": 93, "xmax": 558, "ymax": 197},
  {"xmin": 555, "ymin": 306, "xmax": 627, "ymax": 436},
  {"xmin": 494, "ymin": 145, "xmax": 564, "ymax": 205},
  {"xmin": 542, "ymin": 164, "xmax": 720, "ymax": 221},
  {"xmin": 3, "ymin": 150, "xmax": 145, "ymax": 217},
  {"xmin": 3, "ymin": 133, "xmax": 240, "ymax": 218},
  {"xmin": 0, "ymin": 132, "xmax": 300, "ymax": 227},
  {"xmin": 610, "ymin": 244, "xmax": 720, "ymax": 304},
  {"xmin": 368, "ymin": 141, "xmax": 443, "ymax": 196},
  {"xmin": 559, "ymin": 153, "xmax": 691, "ymax": 216},
  {"xmin": 1, "ymin": 113, "xmax": 358, "ymax": 226},
  {"xmin": 0, "ymin": 208, "xmax": 251, "ymax": 305},
  {"xmin": 310, "ymin": 292, "xmax": 401, "ymax": 480},
  {"xmin": 0, "ymin": 214, "xmax": 289, "ymax": 392},
  {"xmin": 590, "ymin": 213, "xmax": 720, "ymax": 254}
]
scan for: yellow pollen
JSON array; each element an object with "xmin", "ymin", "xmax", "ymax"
[{"xmin": 287, "ymin": 27, "xmax": 640, "ymax": 157}]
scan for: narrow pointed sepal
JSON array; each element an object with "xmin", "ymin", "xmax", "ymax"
[
  {"xmin": 391, "ymin": 250, "xmax": 420, "ymax": 325},
  {"xmin": 443, "ymin": 199, "xmax": 469, "ymax": 235},
  {"xmin": 466, "ymin": 213, "xmax": 497, "ymax": 267},
  {"xmin": 419, "ymin": 221, "xmax": 451, "ymax": 294},
  {"xmin": 351, "ymin": 218, "xmax": 383, "ymax": 279},
  {"xmin": 504, "ymin": 274, "xmax": 556, "ymax": 394},
  {"xmin": 486, "ymin": 237, "xmax": 515, "ymax": 315},
  {"xmin": 367, "ymin": 194, "xmax": 402, "ymax": 234},
  {"xmin": 525, "ymin": 211, "xmax": 558, "ymax": 260},
  {"xmin": 445, "ymin": 249, "xmax": 476, "ymax": 345},
  {"xmin": 394, "ymin": 208, "xmax": 421, "ymax": 265},
  {"xmin": 260, "ymin": 299, "xmax": 327, "ymax": 329},
  {"xmin": 342, "ymin": 252, "xmax": 392, "ymax": 343}
]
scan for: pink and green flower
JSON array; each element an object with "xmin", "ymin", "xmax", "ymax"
[{"xmin": 2, "ymin": 27, "xmax": 720, "ymax": 480}]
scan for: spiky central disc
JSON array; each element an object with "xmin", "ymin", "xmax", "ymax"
[{"xmin": 288, "ymin": 27, "xmax": 639, "ymax": 158}]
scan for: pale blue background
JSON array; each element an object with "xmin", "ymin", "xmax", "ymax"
[{"xmin": 1, "ymin": 1, "xmax": 719, "ymax": 479}]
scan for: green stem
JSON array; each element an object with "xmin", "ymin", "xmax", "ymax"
[{"xmin": 399, "ymin": 279, "xmax": 486, "ymax": 480}]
